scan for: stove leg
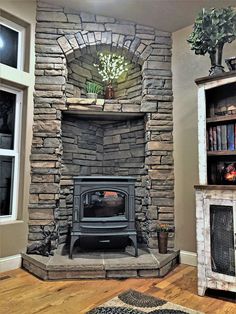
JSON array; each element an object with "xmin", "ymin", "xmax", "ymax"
[
  {"xmin": 129, "ymin": 234, "xmax": 138, "ymax": 257},
  {"xmin": 69, "ymin": 235, "xmax": 78, "ymax": 259}
]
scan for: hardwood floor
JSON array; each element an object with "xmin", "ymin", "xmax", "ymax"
[{"xmin": 0, "ymin": 264, "xmax": 235, "ymax": 314}]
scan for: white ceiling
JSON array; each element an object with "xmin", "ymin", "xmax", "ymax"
[{"xmin": 42, "ymin": 0, "xmax": 236, "ymax": 32}]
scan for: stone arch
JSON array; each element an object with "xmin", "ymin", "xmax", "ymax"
[{"xmin": 57, "ymin": 30, "xmax": 153, "ymax": 66}]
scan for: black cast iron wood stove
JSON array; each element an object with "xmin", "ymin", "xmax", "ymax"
[{"xmin": 69, "ymin": 176, "xmax": 138, "ymax": 258}]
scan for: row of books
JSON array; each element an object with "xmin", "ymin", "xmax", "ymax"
[{"xmin": 207, "ymin": 124, "xmax": 236, "ymax": 151}]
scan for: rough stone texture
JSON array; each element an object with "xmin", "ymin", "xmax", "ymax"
[
  {"xmin": 21, "ymin": 248, "xmax": 179, "ymax": 280},
  {"xmin": 29, "ymin": 1, "xmax": 174, "ymax": 251},
  {"xmin": 67, "ymin": 55, "xmax": 142, "ymax": 100},
  {"xmin": 60, "ymin": 116, "xmax": 147, "ymax": 240}
]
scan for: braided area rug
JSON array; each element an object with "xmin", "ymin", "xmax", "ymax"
[{"xmin": 87, "ymin": 289, "xmax": 204, "ymax": 314}]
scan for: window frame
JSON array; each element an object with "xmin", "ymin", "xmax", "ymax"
[
  {"xmin": 0, "ymin": 84, "xmax": 22, "ymax": 222},
  {"xmin": 0, "ymin": 16, "xmax": 25, "ymax": 70}
]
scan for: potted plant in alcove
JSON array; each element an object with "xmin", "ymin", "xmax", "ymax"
[
  {"xmin": 187, "ymin": 7, "xmax": 236, "ymax": 76},
  {"xmin": 85, "ymin": 81, "xmax": 103, "ymax": 99},
  {"xmin": 94, "ymin": 52, "xmax": 128, "ymax": 99},
  {"xmin": 157, "ymin": 223, "xmax": 174, "ymax": 254}
]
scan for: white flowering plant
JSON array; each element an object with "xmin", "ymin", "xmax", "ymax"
[{"xmin": 94, "ymin": 52, "xmax": 128, "ymax": 83}]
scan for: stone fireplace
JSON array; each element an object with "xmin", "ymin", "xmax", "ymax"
[{"xmin": 28, "ymin": 1, "xmax": 174, "ymax": 254}]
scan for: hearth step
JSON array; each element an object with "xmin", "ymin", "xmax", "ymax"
[{"xmin": 21, "ymin": 247, "xmax": 179, "ymax": 280}]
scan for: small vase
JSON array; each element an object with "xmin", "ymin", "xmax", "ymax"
[
  {"xmin": 158, "ymin": 232, "xmax": 168, "ymax": 254},
  {"xmin": 105, "ymin": 83, "xmax": 114, "ymax": 99}
]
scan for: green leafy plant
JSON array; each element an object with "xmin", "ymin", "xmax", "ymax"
[
  {"xmin": 187, "ymin": 7, "xmax": 236, "ymax": 75},
  {"xmin": 94, "ymin": 52, "xmax": 128, "ymax": 83},
  {"xmin": 157, "ymin": 223, "xmax": 174, "ymax": 233},
  {"xmin": 85, "ymin": 81, "xmax": 103, "ymax": 95}
]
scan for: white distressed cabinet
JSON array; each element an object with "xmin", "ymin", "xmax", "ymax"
[{"xmin": 195, "ymin": 72, "xmax": 236, "ymax": 296}]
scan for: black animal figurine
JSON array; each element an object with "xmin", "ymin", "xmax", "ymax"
[{"xmin": 27, "ymin": 222, "xmax": 58, "ymax": 256}]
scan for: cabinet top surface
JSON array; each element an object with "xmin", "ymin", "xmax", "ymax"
[{"xmin": 195, "ymin": 71, "xmax": 236, "ymax": 85}]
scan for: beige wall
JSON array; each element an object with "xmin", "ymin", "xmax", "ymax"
[
  {"xmin": 0, "ymin": 1, "xmax": 36, "ymax": 258},
  {"xmin": 172, "ymin": 25, "xmax": 236, "ymax": 253}
]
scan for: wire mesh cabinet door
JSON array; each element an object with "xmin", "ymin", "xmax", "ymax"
[{"xmin": 204, "ymin": 198, "xmax": 236, "ymax": 284}]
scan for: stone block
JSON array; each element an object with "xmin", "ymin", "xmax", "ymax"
[
  {"xmin": 106, "ymin": 270, "xmax": 137, "ymax": 278},
  {"xmin": 66, "ymin": 14, "xmax": 81, "ymax": 24},
  {"xmin": 29, "ymin": 208, "xmax": 54, "ymax": 220},
  {"xmin": 96, "ymin": 15, "xmax": 115, "ymax": 23},
  {"xmin": 161, "ymin": 155, "xmax": 174, "ymax": 164},
  {"xmin": 152, "ymin": 197, "xmax": 174, "ymax": 206},
  {"xmin": 82, "ymin": 23, "xmax": 105, "ymax": 32},
  {"xmin": 35, "ymin": 44, "xmax": 62, "ymax": 54},
  {"xmin": 147, "ymin": 142, "xmax": 173, "ymax": 151},
  {"xmin": 138, "ymin": 269, "xmax": 159, "ymax": 277},
  {"xmin": 57, "ymin": 36, "xmax": 72, "ymax": 53},
  {"xmin": 146, "ymin": 156, "xmax": 161, "ymax": 165},
  {"xmin": 23, "ymin": 260, "xmax": 48, "ymax": 280},
  {"xmin": 34, "ymin": 120, "xmax": 61, "ymax": 133},
  {"xmin": 104, "ymin": 103, "xmax": 121, "ymax": 112},
  {"xmin": 105, "ymin": 23, "xmax": 135, "ymax": 35},
  {"xmin": 30, "ymin": 183, "xmax": 59, "ymax": 194},
  {"xmin": 32, "ymin": 174, "xmax": 54, "ymax": 183},
  {"xmin": 149, "ymin": 169, "xmax": 174, "ymax": 180},
  {"xmin": 159, "ymin": 260, "xmax": 173, "ymax": 277},
  {"xmin": 37, "ymin": 11, "xmax": 67, "ymax": 22},
  {"xmin": 35, "ymin": 76, "xmax": 65, "ymax": 85},
  {"xmin": 140, "ymin": 45, "xmax": 152, "ymax": 60},
  {"xmin": 44, "ymin": 138, "xmax": 60, "ymax": 148},
  {"xmin": 141, "ymin": 102, "xmax": 157, "ymax": 112},
  {"xmin": 122, "ymin": 104, "xmax": 140, "ymax": 112},
  {"xmin": 31, "ymin": 161, "xmax": 56, "ymax": 168},
  {"xmin": 80, "ymin": 12, "xmax": 96, "ymax": 22}
]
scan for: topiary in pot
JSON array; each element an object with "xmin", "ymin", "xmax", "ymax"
[{"xmin": 188, "ymin": 7, "xmax": 236, "ymax": 76}]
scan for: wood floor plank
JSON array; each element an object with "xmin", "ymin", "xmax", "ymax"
[{"xmin": 0, "ymin": 265, "xmax": 235, "ymax": 314}]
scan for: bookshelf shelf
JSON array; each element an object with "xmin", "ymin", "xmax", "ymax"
[
  {"xmin": 207, "ymin": 150, "xmax": 236, "ymax": 156},
  {"xmin": 206, "ymin": 114, "xmax": 236, "ymax": 123}
]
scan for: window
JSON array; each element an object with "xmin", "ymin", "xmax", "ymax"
[
  {"xmin": 0, "ymin": 85, "xmax": 22, "ymax": 221},
  {"xmin": 0, "ymin": 16, "xmax": 25, "ymax": 70}
]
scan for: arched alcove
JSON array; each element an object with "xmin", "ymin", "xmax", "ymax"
[{"xmin": 67, "ymin": 49, "xmax": 142, "ymax": 100}]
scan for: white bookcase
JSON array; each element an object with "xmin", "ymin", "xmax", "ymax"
[{"xmin": 195, "ymin": 71, "xmax": 236, "ymax": 296}]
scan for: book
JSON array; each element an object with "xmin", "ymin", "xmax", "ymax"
[
  {"xmin": 227, "ymin": 123, "xmax": 235, "ymax": 150},
  {"xmin": 235, "ymin": 123, "xmax": 236, "ymax": 149},
  {"xmin": 206, "ymin": 128, "xmax": 209, "ymax": 151},
  {"xmin": 216, "ymin": 125, "xmax": 222, "ymax": 150},
  {"xmin": 208, "ymin": 127, "xmax": 213, "ymax": 151},
  {"xmin": 212, "ymin": 126, "xmax": 217, "ymax": 150},
  {"xmin": 221, "ymin": 125, "xmax": 227, "ymax": 150}
]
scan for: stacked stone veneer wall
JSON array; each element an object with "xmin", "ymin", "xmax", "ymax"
[
  {"xmin": 67, "ymin": 55, "xmax": 142, "ymax": 99},
  {"xmin": 29, "ymin": 1, "xmax": 174, "ymax": 248},
  {"xmin": 59, "ymin": 116, "xmax": 146, "ymax": 242}
]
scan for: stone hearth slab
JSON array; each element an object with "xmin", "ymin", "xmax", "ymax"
[{"xmin": 22, "ymin": 247, "xmax": 179, "ymax": 280}]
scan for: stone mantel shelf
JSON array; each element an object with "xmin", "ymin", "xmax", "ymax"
[
  {"xmin": 65, "ymin": 97, "xmax": 151, "ymax": 117},
  {"xmin": 66, "ymin": 97, "xmax": 141, "ymax": 105}
]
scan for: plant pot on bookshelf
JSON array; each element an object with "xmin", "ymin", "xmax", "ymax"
[
  {"xmin": 188, "ymin": 7, "xmax": 236, "ymax": 76},
  {"xmin": 85, "ymin": 81, "xmax": 103, "ymax": 99}
]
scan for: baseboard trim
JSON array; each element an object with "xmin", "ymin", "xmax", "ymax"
[
  {"xmin": 0, "ymin": 254, "xmax": 22, "ymax": 272},
  {"xmin": 180, "ymin": 250, "xmax": 197, "ymax": 266}
]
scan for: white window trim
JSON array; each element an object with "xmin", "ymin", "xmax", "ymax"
[
  {"xmin": 0, "ymin": 16, "xmax": 25, "ymax": 70},
  {"xmin": 0, "ymin": 84, "xmax": 22, "ymax": 222}
]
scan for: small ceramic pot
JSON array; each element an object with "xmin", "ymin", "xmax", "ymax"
[
  {"xmin": 86, "ymin": 93, "xmax": 97, "ymax": 99},
  {"xmin": 158, "ymin": 231, "xmax": 168, "ymax": 254}
]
